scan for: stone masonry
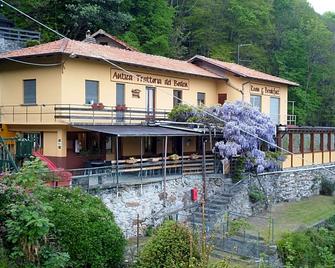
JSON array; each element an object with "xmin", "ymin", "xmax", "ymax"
[{"xmin": 99, "ymin": 164, "xmax": 335, "ymax": 238}]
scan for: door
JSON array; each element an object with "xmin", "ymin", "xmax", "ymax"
[
  {"xmin": 218, "ymin": 93, "xmax": 227, "ymax": 105},
  {"xmin": 146, "ymin": 87, "xmax": 156, "ymax": 119},
  {"xmin": 116, "ymin": 83, "xmax": 125, "ymax": 122},
  {"xmin": 270, "ymin": 97, "xmax": 280, "ymax": 125}
]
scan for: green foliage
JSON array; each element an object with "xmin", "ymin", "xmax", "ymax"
[
  {"xmin": 248, "ymin": 186, "xmax": 266, "ymax": 204},
  {"xmin": 0, "ymin": 159, "xmax": 125, "ymax": 268},
  {"xmin": 40, "ymin": 187, "xmax": 126, "ymax": 268},
  {"xmin": 168, "ymin": 104, "xmax": 198, "ymax": 122},
  {"xmin": 136, "ymin": 220, "xmax": 201, "ymax": 268},
  {"xmin": 231, "ymin": 157, "xmax": 245, "ymax": 183},
  {"xmin": 277, "ymin": 228, "xmax": 335, "ymax": 267},
  {"xmin": 320, "ymin": 177, "xmax": 335, "ymax": 196},
  {"xmin": 228, "ymin": 218, "xmax": 250, "ymax": 236}
]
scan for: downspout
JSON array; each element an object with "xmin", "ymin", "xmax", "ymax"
[{"xmin": 241, "ymin": 80, "xmax": 251, "ymax": 102}]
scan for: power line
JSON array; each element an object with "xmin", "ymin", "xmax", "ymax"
[
  {"xmin": 0, "ymin": 0, "xmax": 67, "ymax": 39},
  {"xmin": 4, "ymin": 57, "xmax": 64, "ymax": 67},
  {"xmin": 4, "ymin": 0, "xmax": 335, "ymax": 176}
]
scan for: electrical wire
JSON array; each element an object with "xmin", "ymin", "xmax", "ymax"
[
  {"xmin": 4, "ymin": 57, "xmax": 64, "ymax": 67},
  {"xmin": 4, "ymin": 0, "xmax": 335, "ymax": 176},
  {"xmin": 0, "ymin": 0, "xmax": 67, "ymax": 39}
]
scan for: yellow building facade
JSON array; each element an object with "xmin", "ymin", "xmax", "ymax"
[{"xmin": 0, "ymin": 39, "xmax": 298, "ymax": 169}]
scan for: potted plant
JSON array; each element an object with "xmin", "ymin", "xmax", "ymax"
[
  {"xmin": 125, "ymin": 157, "xmax": 137, "ymax": 164},
  {"xmin": 91, "ymin": 102, "xmax": 105, "ymax": 110},
  {"xmin": 116, "ymin": 104, "xmax": 127, "ymax": 111}
]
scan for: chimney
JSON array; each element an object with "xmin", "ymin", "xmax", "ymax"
[{"xmin": 83, "ymin": 29, "xmax": 96, "ymax": 44}]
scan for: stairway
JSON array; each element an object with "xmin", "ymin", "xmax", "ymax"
[
  {"xmin": 0, "ymin": 136, "xmax": 18, "ymax": 173},
  {"xmin": 186, "ymin": 177, "xmax": 280, "ymax": 265}
]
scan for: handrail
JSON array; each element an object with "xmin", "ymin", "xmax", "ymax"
[{"xmin": 0, "ymin": 104, "xmax": 171, "ymax": 125}]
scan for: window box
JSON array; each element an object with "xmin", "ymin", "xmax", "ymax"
[
  {"xmin": 91, "ymin": 103, "xmax": 105, "ymax": 110},
  {"xmin": 116, "ymin": 105, "xmax": 127, "ymax": 111}
]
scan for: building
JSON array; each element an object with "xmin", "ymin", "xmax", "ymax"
[
  {"xmin": 83, "ymin": 29, "xmax": 137, "ymax": 51},
  {"xmin": 0, "ymin": 38, "xmax": 302, "ymax": 183},
  {"xmin": 0, "ymin": 14, "xmax": 40, "ymax": 53}
]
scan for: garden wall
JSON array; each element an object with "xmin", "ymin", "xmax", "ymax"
[
  {"xmin": 228, "ymin": 164, "xmax": 335, "ymax": 216},
  {"xmin": 99, "ymin": 175, "xmax": 226, "ymax": 237}
]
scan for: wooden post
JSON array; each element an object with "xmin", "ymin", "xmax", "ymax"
[
  {"xmin": 181, "ymin": 136, "xmax": 184, "ymax": 176},
  {"xmin": 163, "ymin": 136, "xmax": 168, "ymax": 207},
  {"xmin": 140, "ymin": 136, "xmax": 143, "ymax": 194},
  {"xmin": 116, "ymin": 136, "xmax": 119, "ymax": 195},
  {"xmin": 201, "ymin": 137, "xmax": 207, "ymax": 261}
]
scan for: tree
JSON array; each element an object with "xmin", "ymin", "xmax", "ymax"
[
  {"xmin": 122, "ymin": 0, "xmax": 175, "ymax": 56},
  {"xmin": 2, "ymin": 0, "xmax": 132, "ymax": 41},
  {"xmin": 0, "ymin": 159, "xmax": 126, "ymax": 267}
]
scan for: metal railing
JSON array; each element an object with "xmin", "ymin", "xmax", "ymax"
[
  {"xmin": 68, "ymin": 154, "xmax": 220, "ymax": 189},
  {"xmin": 0, "ymin": 26, "xmax": 40, "ymax": 42},
  {"xmin": 0, "ymin": 104, "xmax": 171, "ymax": 125},
  {"xmin": 287, "ymin": 114, "xmax": 297, "ymax": 125}
]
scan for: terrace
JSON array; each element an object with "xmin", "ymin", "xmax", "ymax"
[{"xmin": 0, "ymin": 104, "xmax": 170, "ymax": 125}]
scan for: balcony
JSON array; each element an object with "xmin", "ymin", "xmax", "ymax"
[
  {"xmin": 0, "ymin": 26, "xmax": 40, "ymax": 43},
  {"xmin": 68, "ymin": 154, "xmax": 220, "ymax": 189},
  {"xmin": 0, "ymin": 104, "xmax": 170, "ymax": 125}
]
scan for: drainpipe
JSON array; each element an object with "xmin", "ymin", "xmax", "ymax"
[
  {"xmin": 241, "ymin": 80, "xmax": 251, "ymax": 102},
  {"xmin": 225, "ymin": 80, "xmax": 244, "ymax": 101}
]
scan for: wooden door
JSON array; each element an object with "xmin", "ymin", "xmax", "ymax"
[{"xmin": 218, "ymin": 93, "xmax": 227, "ymax": 105}]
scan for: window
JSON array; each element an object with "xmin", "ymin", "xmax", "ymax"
[
  {"xmin": 116, "ymin": 83, "xmax": 125, "ymax": 122},
  {"xmin": 314, "ymin": 134, "xmax": 321, "ymax": 151},
  {"xmin": 173, "ymin": 90, "xmax": 182, "ymax": 107},
  {"xmin": 250, "ymin": 95, "xmax": 261, "ymax": 111},
  {"xmin": 197, "ymin": 92, "xmax": 205, "ymax": 106},
  {"xmin": 85, "ymin": 80, "xmax": 99, "ymax": 104},
  {"xmin": 270, "ymin": 97, "xmax": 280, "ymax": 125},
  {"xmin": 323, "ymin": 133, "xmax": 329, "ymax": 151},
  {"xmin": 304, "ymin": 134, "xmax": 311, "ymax": 153},
  {"xmin": 293, "ymin": 134, "xmax": 301, "ymax": 153},
  {"xmin": 23, "ymin": 79, "xmax": 36, "ymax": 104}
]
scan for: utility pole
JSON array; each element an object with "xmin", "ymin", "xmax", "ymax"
[{"xmin": 237, "ymin": 43, "xmax": 252, "ymax": 65}]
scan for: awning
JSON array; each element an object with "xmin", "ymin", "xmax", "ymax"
[{"xmin": 73, "ymin": 125, "xmax": 204, "ymax": 137}]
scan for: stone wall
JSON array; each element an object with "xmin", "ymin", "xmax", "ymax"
[
  {"xmin": 100, "ymin": 175, "xmax": 226, "ymax": 237},
  {"xmin": 0, "ymin": 38, "xmax": 23, "ymax": 52},
  {"xmin": 228, "ymin": 164, "xmax": 335, "ymax": 216}
]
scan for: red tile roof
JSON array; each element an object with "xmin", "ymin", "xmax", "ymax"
[
  {"xmin": 189, "ymin": 55, "xmax": 299, "ymax": 86},
  {"xmin": 0, "ymin": 39, "xmax": 222, "ymax": 79}
]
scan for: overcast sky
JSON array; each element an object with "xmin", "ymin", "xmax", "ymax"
[{"xmin": 307, "ymin": 0, "xmax": 335, "ymax": 14}]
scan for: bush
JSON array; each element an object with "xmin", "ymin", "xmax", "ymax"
[
  {"xmin": 168, "ymin": 104, "xmax": 198, "ymax": 122},
  {"xmin": 277, "ymin": 228, "xmax": 335, "ymax": 267},
  {"xmin": 40, "ymin": 187, "xmax": 126, "ymax": 268},
  {"xmin": 248, "ymin": 186, "xmax": 266, "ymax": 203},
  {"xmin": 136, "ymin": 221, "xmax": 201, "ymax": 268},
  {"xmin": 320, "ymin": 177, "xmax": 335, "ymax": 196}
]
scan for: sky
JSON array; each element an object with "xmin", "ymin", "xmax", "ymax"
[{"xmin": 307, "ymin": 0, "xmax": 335, "ymax": 14}]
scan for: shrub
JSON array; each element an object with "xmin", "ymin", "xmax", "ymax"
[
  {"xmin": 168, "ymin": 104, "xmax": 198, "ymax": 122},
  {"xmin": 136, "ymin": 221, "xmax": 201, "ymax": 268},
  {"xmin": 320, "ymin": 177, "xmax": 335, "ymax": 196},
  {"xmin": 40, "ymin": 187, "xmax": 126, "ymax": 268},
  {"xmin": 248, "ymin": 186, "xmax": 266, "ymax": 203},
  {"xmin": 277, "ymin": 228, "xmax": 335, "ymax": 267},
  {"xmin": 228, "ymin": 218, "xmax": 250, "ymax": 236}
]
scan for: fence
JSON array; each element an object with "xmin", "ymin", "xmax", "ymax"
[{"xmin": 125, "ymin": 204, "xmax": 281, "ymax": 268}]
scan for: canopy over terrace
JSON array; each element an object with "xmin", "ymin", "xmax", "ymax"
[
  {"xmin": 70, "ymin": 125, "xmax": 211, "ymax": 188},
  {"xmin": 72, "ymin": 125, "xmax": 204, "ymax": 137}
]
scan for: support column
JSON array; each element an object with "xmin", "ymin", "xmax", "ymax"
[
  {"xmin": 116, "ymin": 136, "xmax": 119, "ymax": 193},
  {"xmin": 181, "ymin": 136, "xmax": 184, "ymax": 176},
  {"xmin": 163, "ymin": 136, "xmax": 168, "ymax": 207}
]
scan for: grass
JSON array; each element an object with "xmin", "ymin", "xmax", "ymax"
[{"xmin": 247, "ymin": 195, "xmax": 335, "ymax": 241}]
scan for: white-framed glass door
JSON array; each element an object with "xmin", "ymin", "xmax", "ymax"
[
  {"xmin": 146, "ymin": 87, "xmax": 156, "ymax": 119},
  {"xmin": 270, "ymin": 97, "xmax": 280, "ymax": 125}
]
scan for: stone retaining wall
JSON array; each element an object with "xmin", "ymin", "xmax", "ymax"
[
  {"xmin": 100, "ymin": 175, "xmax": 226, "ymax": 237},
  {"xmin": 228, "ymin": 164, "xmax": 335, "ymax": 216}
]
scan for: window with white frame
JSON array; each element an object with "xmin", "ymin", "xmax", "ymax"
[{"xmin": 250, "ymin": 95, "xmax": 261, "ymax": 112}]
